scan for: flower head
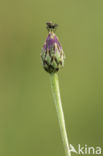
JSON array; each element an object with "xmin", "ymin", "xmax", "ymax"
[{"xmin": 41, "ymin": 22, "xmax": 65, "ymax": 74}]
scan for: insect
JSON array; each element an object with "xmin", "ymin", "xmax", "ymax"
[{"xmin": 46, "ymin": 21, "xmax": 58, "ymax": 32}]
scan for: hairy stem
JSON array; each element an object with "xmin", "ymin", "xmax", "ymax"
[{"xmin": 50, "ymin": 73, "xmax": 71, "ymax": 156}]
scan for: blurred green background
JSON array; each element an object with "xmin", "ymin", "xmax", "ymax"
[{"xmin": 0, "ymin": 0, "xmax": 103, "ymax": 156}]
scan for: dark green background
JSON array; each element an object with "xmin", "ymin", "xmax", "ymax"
[{"xmin": 0, "ymin": 0, "xmax": 103, "ymax": 156}]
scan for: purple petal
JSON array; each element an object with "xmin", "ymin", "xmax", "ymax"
[{"xmin": 43, "ymin": 33, "xmax": 62, "ymax": 52}]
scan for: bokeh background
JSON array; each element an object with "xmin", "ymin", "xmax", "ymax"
[{"xmin": 0, "ymin": 0, "xmax": 103, "ymax": 156}]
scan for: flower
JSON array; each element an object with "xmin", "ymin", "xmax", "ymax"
[{"xmin": 41, "ymin": 22, "xmax": 65, "ymax": 74}]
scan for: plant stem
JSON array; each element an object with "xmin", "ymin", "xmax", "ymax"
[{"xmin": 50, "ymin": 73, "xmax": 71, "ymax": 156}]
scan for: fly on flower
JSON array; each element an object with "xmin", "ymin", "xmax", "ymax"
[
  {"xmin": 46, "ymin": 22, "xmax": 58, "ymax": 32},
  {"xmin": 41, "ymin": 22, "xmax": 65, "ymax": 74}
]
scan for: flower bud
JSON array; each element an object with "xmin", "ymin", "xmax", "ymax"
[{"xmin": 41, "ymin": 22, "xmax": 65, "ymax": 74}]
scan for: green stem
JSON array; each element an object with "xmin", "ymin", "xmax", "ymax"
[{"xmin": 50, "ymin": 73, "xmax": 71, "ymax": 156}]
